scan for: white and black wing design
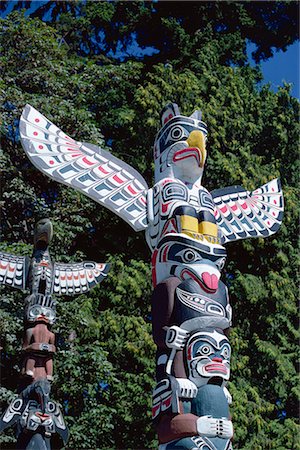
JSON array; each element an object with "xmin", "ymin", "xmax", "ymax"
[
  {"xmin": 212, "ymin": 178, "xmax": 284, "ymax": 244},
  {"xmin": 52, "ymin": 261, "xmax": 109, "ymax": 295},
  {"xmin": 0, "ymin": 251, "xmax": 30, "ymax": 290},
  {"xmin": 20, "ymin": 105, "xmax": 148, "ymax": 231}
]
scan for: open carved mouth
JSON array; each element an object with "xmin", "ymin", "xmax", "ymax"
[
  {"xmin": 173, "ymin": 147, "xmax": 202, "ymax": 166},
  {"xmin": 205, "ymin": 363, "xmax": 228, "ymax": 374}
]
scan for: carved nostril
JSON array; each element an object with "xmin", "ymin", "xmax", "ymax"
[{"xmin": 212, "ymin": 357, "xmax": 223, "ymax": 363}]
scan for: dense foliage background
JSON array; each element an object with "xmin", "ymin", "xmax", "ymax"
[{"xmin": 0, "ymin": 2, "xmax": 299, "ymax": 449}]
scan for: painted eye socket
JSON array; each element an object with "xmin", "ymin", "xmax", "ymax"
[
  {"xmin": 220, "ymin": 345, "xmax": 231, "ymax": 360},
  {"xmin": 197, "ymin": 344, "xmax": 213, "ymax": 356},
  {"xmin": 170, "ymin": 126, "xmax": 185, "ymax": 140},
  {"xmin": 30, "ymin": 306, "xmax": 41, "ymax": 317},
  {"xmin": 216, "ymin": 257, "xmax": 226, "ymax": 270},
  {"xmin": 176, "ymin": 249, "xmax": 201, "ymax": 263}
]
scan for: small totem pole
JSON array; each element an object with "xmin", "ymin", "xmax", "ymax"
[
  {"xmin": 19, "ymin": 103, "xmax": 284, "ymax": 448},
  {"xmin": 0, "ymin": 218, "xmax": 109, "ymax": 449}
]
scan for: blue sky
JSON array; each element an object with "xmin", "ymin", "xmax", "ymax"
[
  {"xmin": 2, "ymin": 1, "xmax": 299, "ymax": 99},
  {"xmin": 247, "ymin": 41, "xmax": 299, "ymax": 99}
]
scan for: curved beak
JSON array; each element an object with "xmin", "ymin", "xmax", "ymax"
[{"xmin": 187, "ymin": 130, "xmax": 206, "ymax": 168}]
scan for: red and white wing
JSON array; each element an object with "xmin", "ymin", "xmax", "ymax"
[
  {"xmin": 0, "ymin": 252, "xmax": 29, "ymax": 290},
  {"xmin": 212, "ymin": 179, "xmax": 284, "ymax": 244},
  {"xmin": 52, "ymin": 261, "xmax": 109, "ymax": 296},
  {"xmin": 20, "ymin": 105, "xmax": 148, "ymax": 231}
]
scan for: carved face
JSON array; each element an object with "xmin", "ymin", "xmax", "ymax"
[
  {"xmin": 152, "ymin": 233, "xmax": 226, "ymax": 289},
  {"xmin": 34, "ymin": 218, "xmax": 53, "ymax": 248},
  {"xmin": 153, "ymin": 103, "xmax": 208, "ymax": 183},
  {"xmin": 186, "ymin": 329, "xmax": 231, "ymax": 387},
  {"xmin": 25, "ymin": 294, "xmax": 56, "ymax": 325}
]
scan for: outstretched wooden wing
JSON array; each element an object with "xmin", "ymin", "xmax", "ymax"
[
  {"xmin": 212, "ymin": 178, "xmax": 284, "ymax": 244},
  {"xmin": 20, "ymin": 105, "xmax": 148, "ymax": 231},
  {"xmin": 0, "ymin": 251, "xmax": 30, "ymax": 290},
  {"xmin": 52, "ymin": 261, "xmax": 109, "ymax": 295}
]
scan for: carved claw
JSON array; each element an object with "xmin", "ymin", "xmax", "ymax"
[{"xmin": 165, "ymin": 325, "xmax": 189, "ymax": 349}]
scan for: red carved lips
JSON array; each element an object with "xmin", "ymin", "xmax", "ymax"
[
  {"xmin": 202, "ymin": 272, "xmax": 219, "ymax": 291},
  {"xmin": 173, "ymin": 147, "xmax": 201, "ymax": 165},
  {"xmin": 204, "ymin": 363, "xmax": 228, "ymax": 374}
]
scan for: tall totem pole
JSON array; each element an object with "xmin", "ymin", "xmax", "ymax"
[
  {"xmin": 16, "ymin": 102, "xmax": 283, "ymax": 448},
  {"xmin": 0, "ymin": 218, "xmax": 109, "ymax": 449}
]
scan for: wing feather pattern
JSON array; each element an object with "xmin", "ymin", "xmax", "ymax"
[
  {"xmin": 20, "ymin": 105, "xmax": 148, "ymax": 231},
  {"xmin": 0, "ymin": 252, "xmax": 29, "ymax": 290},
  {"xmin": 212, "ymin": 179, "xmax": 284, "ymax": 244},
  {"xmin": 52, "ymin": 261, "xmax": 109, "ymax": 295}
]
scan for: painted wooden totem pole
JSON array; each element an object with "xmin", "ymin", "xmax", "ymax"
[
  {"xmin": 0, "ymin": 218, "xmax": 109, "ymax": 449},
  {"xmin": 18, "ymin": 103, "xmax": 284, "ymax": 449}
]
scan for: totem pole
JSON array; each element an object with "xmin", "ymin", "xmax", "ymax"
[
  {"xmin": 0, "ymin": 218, "xmax": 109, "ymax": 449},
  {"xmin": 19, "ymin": 103, "xmax": 284, "ymax": 448}
]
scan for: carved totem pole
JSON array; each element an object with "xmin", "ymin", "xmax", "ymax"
[
  {"xmin": 18, "ymin": 103, "xmax": 284, "ymax": 448},
  {"xmin": 0, "ymin": 218, "xmax": 109, "ymax": 449}
]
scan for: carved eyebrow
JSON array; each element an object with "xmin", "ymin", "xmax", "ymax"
[{"xmin": 155, "ymin": 116, "xmax": 206, "ymax": 141}]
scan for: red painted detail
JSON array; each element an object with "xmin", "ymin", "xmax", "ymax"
[
  {"xmin": 162, "ymin": 245, "xmax": 169, "ymax": 262},
  {"xmin": 220, "ymin": 205, "xmax": 227, "ymax": 213},
  {"xmin": 67, "ymin": 275, "xmax": 72, "ymax": 280},
  {"xmin": 267, "ymin": 221, "xmax": 270, "ymax": 226},
  {"xmin": 61, "ymin": 275, "xmax": 66, "ymax": 281},
  {"xmin": 173, "ymin": 148, "xmax": 201, "ymax": 165},
  {"xmin": 35, "ymin": 412, "xmax": 50, "ymax": 421},
  {"xmin": 0, "ymin": 263, "xmax": 8, "ymax": 269},
  {"xmin": 82, "ymin": 156, "xmax": 95, "ymax": 166},
  {"xmin": 88, "ymin": 272, "xmax": 93, "ymax": 279},
  {"xmin": 74, "ymin": 275, "xmax": 79, "ymax": 280},
  {"xmin": 40, "ymin": 262, "xmax": 49, "ymax": 267},
  {"xmin": 49, "ymin": 160, "xmax": 54, "ymax": 165},
  {"xmin": 80, "ymin": 274, "xmax": 85, "ymax": 279},
  {"xmin": 163, "ymin": 114, "xmax": 173, "ymax": 124},
  {"xmin": 8, "ymin": 265, "xmax": 15, "ymax": 272},
  {"xmin": 39, "ymin": 145, "xmax": 43, "ymax": 149},
  {"xmin": 141, "ymin": 197, "xmax": 147, "ymax": 205},
  {"xmin": 161, "ymin": 218, "xmax": 178, "ymax": 236},
  {"xmin": 35, "ymin": 118, "xmax": 40, "ymax": 123},
  {"xmin": 98, "ymin": 165, "xmax": 109, "ymax": 174},
  {"xmin": 151, "ymin": 249, "xmax": 158, "ymax": 287},
  {"xmin": 204, "ymin": 363, "xmax": 227, "ymax": 374},
  {"xmin": 187, "ymin": 344, "xmax": 192, "ymax": 361},
  {"xmin": 128, "ymin": 185, "xmax": 137, "ymax": 195},
  {"xmin": 163, "ymin": 395, "xmax": 172, "ymax": 408},
  {"xmin": 113, "ymin": 174, "xmax": 124, "ymax": 184},
  {"xmin": 274, "ymin": 200, "xmax": 277, "ymax": 204},
  {"xmin": 231, "ymin": 204, "xmax": 238, "ymax": 211},
  {"xmin": 241, "ymin": 202, "xmax": 247, "ymax": 210},
  {"xmin": 272, "ymin": 187, "xmax": 275, "ymax": 192},
  {"xmin": 214, "ymin": 210, "xmax": 218, "ymax": 217},
  {"xmin": 212, "ymin": 357, "xmax": 223, "ymax": 363},
  {"xmin": 161, "ymin": 203, "xmax": 170, "ymax": 214},
  {"xmin": 33, "ymin": 131, "xmax": 38, "ymax": 136},
  {"xmin": 272, "ymin": 212, "xmax": 276, "ymax": 216},
  {"xmin": 202, "ymin": 272, "xmax": 219, "ymax": 291},
  {"xmin": 152, "ymin": 404, "xmax": 160, "ymax": 418}
]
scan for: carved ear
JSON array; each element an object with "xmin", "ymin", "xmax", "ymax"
[
  {"xmin": 189, "ymin": 109, "xmax": 202, "ymax": 121},
  {"xmin": 160, "ymin": 103, "xmax": 181, "ymax": 126}
]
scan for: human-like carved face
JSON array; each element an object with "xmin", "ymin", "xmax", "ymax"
[
  {"xmin": 186, "ymin": 329, "xmax": 231, "ymax": 387},
  {"xmin": 152, "ymin": 233, "xmax": 226, "ymax": 289},
  {"xmin": 25, "ymin": 294, "xmax": 56, "ymax": 325},
  {"xmin": 153, "ymin": 103, "xmax": 208, "ymax": 183},
  {"xmin": 27, "ymin": 304, "xmax": 56, "ymax": 324}
]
